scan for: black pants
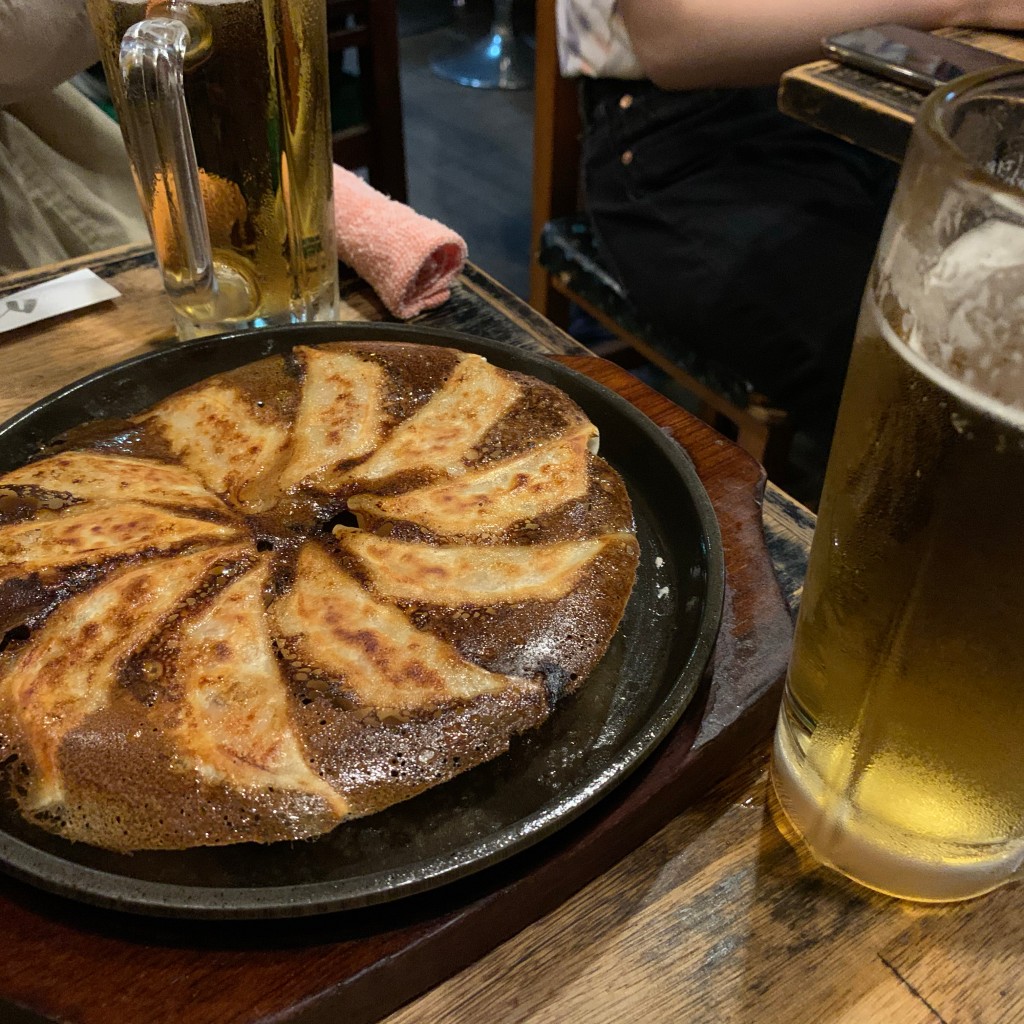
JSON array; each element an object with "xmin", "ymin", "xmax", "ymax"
[{"xmin": 579, "ymin": 79, "xmax": 898, "ymax": 432}]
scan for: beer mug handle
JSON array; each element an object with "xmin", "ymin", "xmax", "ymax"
[{"xmin": 118, "ymin": 19, "xmax": 217, "ymax": 308}]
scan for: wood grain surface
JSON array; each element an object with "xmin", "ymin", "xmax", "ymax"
[{"xmin": 381, "ymin": 749, "xmax": 1024, "ymax": 1024}]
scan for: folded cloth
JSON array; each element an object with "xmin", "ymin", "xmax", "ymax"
[{"xmin": 332, "ymin": 165, "xmax": 468, "ymax": 319}]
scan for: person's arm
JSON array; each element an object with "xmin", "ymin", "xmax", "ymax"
[
  {"xmin": 0, "ymin": 0, "xmax": 99, "ymax": 106},
  {"xmin": 617, "ymin": 0, "xmax": 1024, "ymax": 89}
]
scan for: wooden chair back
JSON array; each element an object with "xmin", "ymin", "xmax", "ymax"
[{"xmin": 327, "ymin": 0, "xmax": 409, "ymax": 202}]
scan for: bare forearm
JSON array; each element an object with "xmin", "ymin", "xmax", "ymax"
[{"xmin": 617, "ymin": 0, "xmax": 1020, "ymax": 89}]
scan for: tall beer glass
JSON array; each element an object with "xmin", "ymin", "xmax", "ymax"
[
  {"xmin": 771, "ymin": 66, "xmax": 1024, "ymax": 902},
  {"xmin": 87, "ymin": 0, "xmax": 339, "ymax": 340}
]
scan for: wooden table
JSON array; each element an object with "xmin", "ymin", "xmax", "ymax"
[
  {"xmin": 779, "ymin": 28, "xmax": 1024, "ymax": 161},
  {"xmin": 0, "ymin": 248, "xmax": 1019, "ymax": 1024}
]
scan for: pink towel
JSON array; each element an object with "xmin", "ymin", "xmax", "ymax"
[{"xmin": 332, "ymin": 165, "xmax": 468, "ymax": 319}]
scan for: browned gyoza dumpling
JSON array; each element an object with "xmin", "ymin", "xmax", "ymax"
[{"xmin": 0, "ymin": 342, "xmax": 639, "ymax": 851}]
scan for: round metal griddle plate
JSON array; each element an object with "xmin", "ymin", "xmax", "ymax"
[{"xmin": 0, "ymin": 323, "xmax": 724, "ymax": 918}]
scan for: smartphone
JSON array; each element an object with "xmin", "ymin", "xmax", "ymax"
[{"xmin": 822, "ymin": 24, "xmax": 1015, "ymax": 92}]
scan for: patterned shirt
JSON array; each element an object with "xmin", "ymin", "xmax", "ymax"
[{"xmin": 556, "ymin": 0, "xmax": 644, "ymax": 79}]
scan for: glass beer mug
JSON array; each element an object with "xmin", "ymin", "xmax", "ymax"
[
  {"xmin": 772, "ymin": 66, "xmax": 1024, "ymax": 902},
  {"xmin": 87, "ymin": 0, "xmax": 339, "ymax": 339}
]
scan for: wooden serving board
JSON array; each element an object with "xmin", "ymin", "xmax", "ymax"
[{"xmin": 0, "ymin": 357, "xmax": 794, "ymax": 1024}]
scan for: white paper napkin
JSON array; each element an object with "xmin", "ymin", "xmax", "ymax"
[{"xmin": 0, "ymin": 269, "xmax": 121, "ymax": 335}]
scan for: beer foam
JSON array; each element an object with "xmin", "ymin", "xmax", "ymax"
[
  {"xmin": 893, "ymin": 220, "xmax": 1024, "ymax": 427},
  {"xmin": 875, "ymin": 302, "xmax": 1024, "ymax": 434}
]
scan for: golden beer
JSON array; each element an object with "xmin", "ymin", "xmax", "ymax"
[
  {"xmin": 773, "ymin": 295, "xmax": 1024, "ymax": 901},
  {"xmin": 87, "ymin": 0, "xmax": 338, "ymax": 337},
  {"xmin": 771, "ymin": 66, "xmax": 1024, "ymax": 902}
]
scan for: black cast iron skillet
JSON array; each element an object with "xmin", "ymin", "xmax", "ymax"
[{"xmin": 0, "ymin": 322, "xmax": 724, "ymax": 918}]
